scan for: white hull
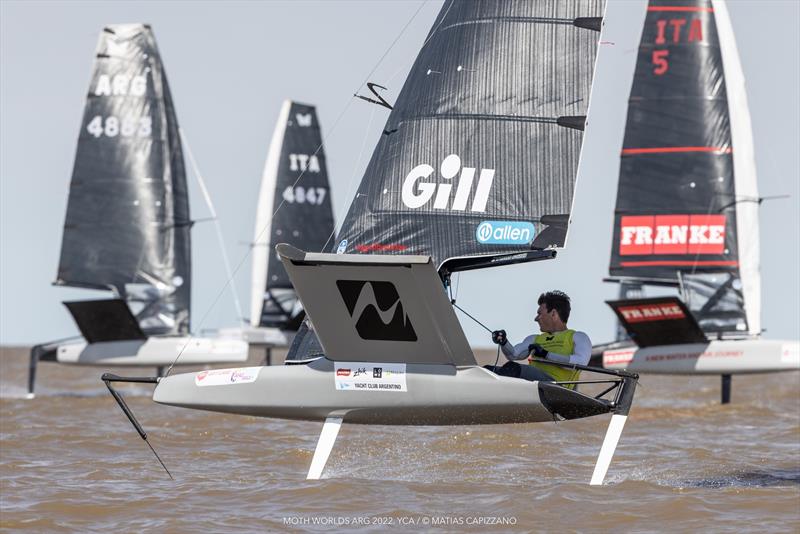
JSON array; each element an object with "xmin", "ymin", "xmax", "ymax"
[
  {"xmin": 144, "ymin": 358, "xmax": 635, "ymax": 482},
  {"xmin": 216, "ymin": 325, "xmax": 291, "ymax": 347},
  {"xmin": 152, "ymin": 357, "xmax": 626, "ymax": 424},
  {"xmin": 603, "ymin": 339, "xmax": 799, "ymax": 375},
  {"xmin": 56, "ymin": 336, "xmax": 249, "ymax": 366}
]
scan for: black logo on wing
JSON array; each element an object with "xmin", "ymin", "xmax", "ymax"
[{"xmin": 336, "ymin": 280, "xmax": 417, "ymax": 342}]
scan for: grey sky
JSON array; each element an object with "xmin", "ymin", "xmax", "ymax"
[{"xmin": 1, "ymin": 0, "xmax": 798, "ymax": 347}]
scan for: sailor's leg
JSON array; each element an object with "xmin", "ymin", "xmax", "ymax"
[
  {"xmin": 517, "ymin": 365, "xmax": 555, "ymax": 383},
  {"xmin": 484, "ymin": 361, "xmax": 523, "ymax": 378},
  {"xmin": 307, "ymin": 416, "xmax": 344, "ymax": 480}
]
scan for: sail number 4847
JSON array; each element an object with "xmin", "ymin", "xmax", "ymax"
[{"xmin": 282, "ymin": 186, "xmax": 327, "ymax": 205}]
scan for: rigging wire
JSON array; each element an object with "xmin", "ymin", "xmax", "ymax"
[
  {"xmin": 448, "ymin": 281, "xmax": 502, "ymax": 369},
  {"xmin": 179, "ymin": 128, "xmax": 244, "ymax": 323},
  {"xmin": 451, "ymin": 301, "xmax": 493, "ymax": 334},
  {"xmin": 450, "ymin": 292, "xmax": 503, "ymax": 369},
  {"xmin": 164, "ymin": 1, "xmax": 431, "ymax": 374}
]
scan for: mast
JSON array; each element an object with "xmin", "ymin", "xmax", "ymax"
[
  {"xmin": 608, "ymin": 0, "xmax": 757, "ymax": 336},
  {"xmin": 55, "ymin": 24, "xmax": 191, "ymax": 335},
  {"xmin": 250, "ymin": 101, "xmax": 335, "ymax": 329},
  {"xmin": 712, "ymin": 0, "xmax": 760, "ymax": 335}
]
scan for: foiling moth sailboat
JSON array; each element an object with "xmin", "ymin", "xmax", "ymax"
[
  {"xmin": 219, "ymin": 101, "xmax": 335, "ymax": 362},
  {"xmin": 105, "ymin": 1, "xmax": 638, "ymax": 484},
  {"xmin": 28, "ymin": 24, "xmax": 248, "ymax": 397},
  {"xmin": 592, "ymin": 0, "xmax": 799, "ymax": 402}
]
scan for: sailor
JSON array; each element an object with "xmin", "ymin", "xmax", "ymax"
[{"xmin": 487, "ymin": 290, "xmax": 591, "ymax": 386}]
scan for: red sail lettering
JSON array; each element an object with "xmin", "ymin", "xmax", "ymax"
[
  {"xmin": 669, "ymin": 18, "xmax": 687, "ymax": 42},
  {"xmin": 655, "ymin": 19, "xmax": 667, "ymax": 44},
  {"xmin": 688, "ymin": 18, "xmax": 703, "ymax": 42},
  {"xmin": 652, "ymin": 49, "xmax": 669, "ymax": 75}
]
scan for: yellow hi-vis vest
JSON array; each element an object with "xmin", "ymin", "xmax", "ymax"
[{"xmin": 530, "ymin": 329, "xmax": 580, "ymax": 388}]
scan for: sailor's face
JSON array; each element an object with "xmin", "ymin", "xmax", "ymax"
[{"xmin": 535, "ymin": 303, "xmax": 556, "ymax": 331}]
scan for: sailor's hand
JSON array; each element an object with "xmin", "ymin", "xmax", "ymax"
[
  {"xmin": 528, "ymin": 343, "xmax": 548, "ymax": 359},
  {"xmin": 491, "ymin": 330, "xmax": 507, "ymax": 346}
]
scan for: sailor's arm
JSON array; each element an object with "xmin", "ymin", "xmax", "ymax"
[
  {"xmin": 538, "ymin": 332, "xmax": 592, "ymax": 366},
  {"xmin": 501, "ymin": 335, "xmax": 537, "ymax": 360}
]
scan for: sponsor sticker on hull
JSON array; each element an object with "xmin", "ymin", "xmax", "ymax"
[
  {"xmin": 781, "ymin": 343, "xmax": 800, "ymax": 365},
  {"xmin": 603, "ymin": 349, "xmax": 635, "ymax": 366},
  {"xmin": 334, "ymin": 362, "xmax": 407, "ymax": 392},
  {"xmin": 195, "ymin": 367, "xmax": 261, "ymax": 387}
]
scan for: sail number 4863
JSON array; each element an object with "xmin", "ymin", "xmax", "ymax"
[
  {"xmin": 86, "ymin": 115, "xmax": 152, "ymax": 138},
  {"xmin": 282, "ymin": 186, "xmax": 326, "ymax": 205}
]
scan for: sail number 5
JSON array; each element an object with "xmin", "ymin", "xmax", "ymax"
[
  {"xmin": 282, "ymin": 186, "xmax": 327, "ymax": 205},
  {"xmin": 86, "ymin": 115, "xmax": 152, "ymax": 138},
  {"xmin": 652, "ymin": 50, "xmax": 669, "ymax": 75}
]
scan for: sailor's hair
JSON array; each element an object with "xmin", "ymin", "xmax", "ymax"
[{"xmin": 538, "ymin": 290, "xmax": 571, "ymax": 323}]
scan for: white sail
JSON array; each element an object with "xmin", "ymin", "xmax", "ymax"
[
  {"xmin": 250, "ymin": 100, "xmax": 291, "ymax": 327},
  {"xmin": 712, "ymin": 0, "xmax": 761, "ymax": 336}
]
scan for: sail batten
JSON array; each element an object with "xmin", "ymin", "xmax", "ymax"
[
  {"xmin": 608, "ymin": 0, "xmax": 758, "ymax": 335},
  {"xmin": 57, "ymin": 24, "xmax": 190, "ymax": 336},
  {"xmin": 335, "ymin": 0, "xmax": 605, "ymax": 269}
]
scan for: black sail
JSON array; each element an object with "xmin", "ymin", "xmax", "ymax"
[
  {"xmin": 334, "ymin": 0, "xmax": 605, "ymax": 270},
  {"xmin": 287, "ymin": 0, "xmax": 605, "ymax": 361},
  {"xmin": 251, "ymin": 101, "xmax": 335, "ymax": 329},
  {"xmin": 608, "ymin": 0, "xmax": 758, "ymax": 334},
  {"xmin": 55, "ymin": 24, "xmax": 191, "ymax": 335}
]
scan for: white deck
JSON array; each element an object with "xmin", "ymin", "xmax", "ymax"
[{"xmin": 56, "ymin": 336, "xmax": 249, "ymax": 366}]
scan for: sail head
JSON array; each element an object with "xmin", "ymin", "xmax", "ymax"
[{"xmin": 56, "ymin": 24, "xmax": 191, "ymax": 335}]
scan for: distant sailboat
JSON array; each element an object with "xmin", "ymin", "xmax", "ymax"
[
  {"xmin": 220, "ymin": 101, "xmax": 335, "ymax": 360},
  {"xmin": 593, "ymin": 0, "xmax": 799, "ymax": 402},
  {"xmin": 106, "ymin": 1, "xmax": 638, "ymax": 485},
  {"xmin": 28, "ymin": 24, "xmax": 248, "ymax": 396}
]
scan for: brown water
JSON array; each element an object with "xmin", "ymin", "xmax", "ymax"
[{"xmin": 1, "ymin": 345, "xmax": 798, "ymax": 532}]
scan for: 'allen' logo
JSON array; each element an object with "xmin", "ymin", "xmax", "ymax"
[{"xmin": 336, "ymin": 280, "xmax": 417, "ymax": 342}]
